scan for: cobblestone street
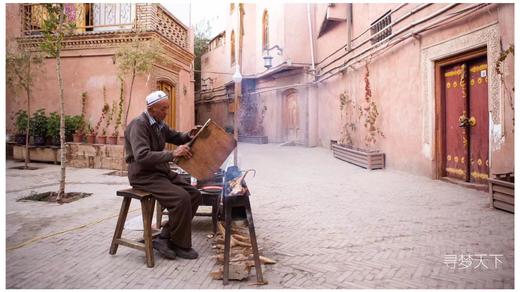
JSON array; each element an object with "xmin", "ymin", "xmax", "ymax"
[{"xmin": 5, "ymin": 143, "xmax": 514, "ymax": 288}]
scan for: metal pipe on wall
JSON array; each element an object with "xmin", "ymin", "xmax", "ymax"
[
  {"xmin": 319, "ymin": 3, "xmax": 432, "ymax": 72},
  {"xmin": 318, "ymin": 3, "xmax": 487, "ymax": 83},
  {"xmin": 317, "ymin": 3, "xmax": 460, "ymax": 82},
  {"xmin": 317, "ymin": 3, "xmax": 408, "ymax": 66}
]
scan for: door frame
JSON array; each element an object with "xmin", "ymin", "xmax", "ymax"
[
  {"xmin": 157, "ymin": 79, "xmax": 176, "ymax": 151},
  {"xmin": 281, "ymin": 88, "xmax": 299, "ymax": 142},
  {"xmin": 434, "ymin": 46, "xmax": 487, "ymax": 180},
  {"xmin": 156, "ymin": 79, "xmax": 176, "ymax": 129}
]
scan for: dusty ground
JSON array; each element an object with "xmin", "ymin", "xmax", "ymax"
[{"xmin": 5, "ymin": 143, "xmax": 514, "ymax": 288}]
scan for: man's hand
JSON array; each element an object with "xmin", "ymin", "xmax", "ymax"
[
  {"xmin": 172, "ymin": 144, "xmax": 193, "ymax": 159},
  {"xmin": 188, "ymin": 125, "xmax": 203, "ymax": 139}
]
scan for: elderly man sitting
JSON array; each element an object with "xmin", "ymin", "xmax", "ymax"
[{"xmin": 124, "ymin": 90, "xmax": 202, "ymax": 260}]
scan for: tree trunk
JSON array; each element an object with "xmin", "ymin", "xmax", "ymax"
[
  {"xmin": 120, "ymin": 66, "xmax": 136, "ymax": 173},
  {"xmin": 123, "ymin": 65, "xmax": 136, "ymax": 129},
  {"xmin": 24, "ymin": 85, "xmax": 31, "ymax": 169},
  {"xmin": 56, "ymin": 6, "xmax": 66, "ymax": 202}
]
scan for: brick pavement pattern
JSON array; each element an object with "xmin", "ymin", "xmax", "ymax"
[{"xmin": 5, "ymin": 143, "xmax": 514, "ymax": 288}]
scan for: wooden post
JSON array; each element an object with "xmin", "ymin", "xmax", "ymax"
[{"xmin": 233, "ymin": 81, "xmax": 241, "ymax": 166}]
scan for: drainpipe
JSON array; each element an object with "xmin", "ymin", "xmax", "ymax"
[
  {"xmin": 346, "ymin": 3, "xmax": 352, "ymax": 51},
  {"xmin": 307, "ymin": 3, "xmax": 316, "ymax": 75},
  {"xmin": 306, "ymin": 3, "xmax": 317, "ymax": 146}
]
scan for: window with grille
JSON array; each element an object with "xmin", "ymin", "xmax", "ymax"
[
  {"xmin": 370, "ymin": 11, "xmax": 391, "ymax": 45},
  {"xmin": 262, "ymin": 10, "xmax": 269, "ymax": 50}
]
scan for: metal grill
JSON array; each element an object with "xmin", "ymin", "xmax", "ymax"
[{"xmin": 370, "ymin": 11, "xmax": 392, "ymax": 45}]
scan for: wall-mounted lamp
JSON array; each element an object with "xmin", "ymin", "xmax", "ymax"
[
  {"xmin": 263, "ymin": 45, "xmax": 283, "ymax": 69},
  {"xmin": 201, "ymin": 77, "xmax": 214, "ymax": 91}
]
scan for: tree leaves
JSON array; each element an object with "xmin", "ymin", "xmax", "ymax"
[
  {"xmin": 338, "ymin": 63, "xmax": 385, "ymax": 149},
  {"xmin": 115, "ymin": 35, "xmax": 163, "ymax": 78}
]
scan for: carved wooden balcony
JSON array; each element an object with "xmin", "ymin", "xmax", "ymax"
[{"xmin": 18, "ymin": 3, "xmax": 189, "ymax": 52}]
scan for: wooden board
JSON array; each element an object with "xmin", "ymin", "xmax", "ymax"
[
  {"xmin": 177, "ymin": 119, "xmax": 236, "ymax": 180},
  {"xmin": 489, "ymin": 177, "xmax": 514, "ymax": 213}
]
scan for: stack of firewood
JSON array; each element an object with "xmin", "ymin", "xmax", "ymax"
[{"xmin": 209, "ymin": 221, "xmax": 276, "ymax": 282}]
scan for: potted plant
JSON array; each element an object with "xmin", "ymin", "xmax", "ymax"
[
  {"xmin": 73, "ymin": 92, "xmax": 88, "ymax": 143},
  {"xmin": 115, "ymin": 81, "xmax": 125, "ymax": 145},
  {"xmin": 65, "ymin": 115, "xmax": 81, "ymax": 143},
  {"xmin": 46, "ymin": 112, "xmax": 60, "ymax": 146},
  {"xmin": 70, "ymin": 115, "xmax": 85, "ymax": 143},
  {"xmin": 14, "ymin": 110, "xmax": 29, "ymax": 145},
  {"xmin": 94, "ymin": 88, "xmax": 110, "ymax": 144},
  {"xmin": 95, "ymin": 104, "xmax": 109, "ymax": 144},
  {"xmin": 30, "ymin": 109, "xmax": 48, "ymax": 146},
  {"xmin": 107, "ymin": 101, "xmax": 117, "ymax": 145},
  {"xmin": 85, "ymin": 123, "xmax": 95, "ymax": 144},
  {"xmin": 73, "ymin": 128, "xmax": 84, "ymax": 143}
]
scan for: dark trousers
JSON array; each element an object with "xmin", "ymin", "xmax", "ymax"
[{"xmin": 130, "ymin": 171, "xmax": 201, "ymax": 248}]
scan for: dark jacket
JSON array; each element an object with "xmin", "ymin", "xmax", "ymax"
[{"xmin": 125, "ymin": 112, "xmax": 191, "ymax": 183}]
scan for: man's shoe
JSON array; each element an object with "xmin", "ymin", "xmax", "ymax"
[
  {"xmin": 169, "ymin": 243, "xmax": 198, "ymax": 260},
  {"xmin": 152, "ymin": 238, "xmax": 176, "ymax": 260}
]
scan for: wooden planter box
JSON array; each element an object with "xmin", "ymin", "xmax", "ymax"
[
  {"xmin": 489, "ymin": 173, "xmax": 514, "ymax": 213},
  {"xmin": 238, "ymin": 135, "xmax": 268, "ymax": 144},
  {"xmin": 332, "ymin": 143, "xmax": 385, "ymax": 170}
]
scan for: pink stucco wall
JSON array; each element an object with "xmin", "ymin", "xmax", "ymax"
[
  {"xmin": 199, "ymin": 3, "xmax": 514, "ymax": 179},
  {"xmin": 6, "ymin": 4, "xmax": 195, "ymax": 135},
  {"xmin": 315, "ymin": 3, "xmax": 514, "ymax": 176}
]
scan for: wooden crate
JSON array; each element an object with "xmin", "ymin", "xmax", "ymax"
[
  {"xmin": 489, "ymin": 173, "xmax": 514, "ymax": 213},
  {"xmin": 332, "ymin": 143, "xmax": 385, "ymax": 170}
]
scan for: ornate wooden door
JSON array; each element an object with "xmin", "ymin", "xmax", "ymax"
[
  {"xmin": 467, "ymin": 57, "xmax": 489, "ymax": 183},
  {"xmin": 441, "ymin": 57, "xmax": 489, "ymax": 183}
]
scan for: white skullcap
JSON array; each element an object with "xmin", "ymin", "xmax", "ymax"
[{"xmin": 146, "ymin": 90, "xmax": 168, "ymax": 107}]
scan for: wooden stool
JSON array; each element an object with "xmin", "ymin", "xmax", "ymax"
[{"xmin": 109, "ymin": 188, "xmax": 157, "ymax": 268}]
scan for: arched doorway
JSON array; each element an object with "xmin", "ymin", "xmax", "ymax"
[
  {"xmin": 282, "ymin": 89, "xmax": 300, "ymax": 142},
  {"xmin": 157, "ymin": 80, "xmax": 176, "ymax": 150}
]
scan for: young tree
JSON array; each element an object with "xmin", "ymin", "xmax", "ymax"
[
  {"xmin": 6, "ymin": 44, "xmax": 42, "ymax": 169},
  {"xmin": 39, "ymin": 4, "xmax": 75, "ymax": 202},
  {"xmin": 114, "ymin": 30, "xmax": 164, "ymax": 174},
  {"xmin": 115, "ymin": 32, "xmax": 164, "ymax": 130},
  {"xmin": 194, "ymin": 20, "xmax": 212, "ymax": 92}
]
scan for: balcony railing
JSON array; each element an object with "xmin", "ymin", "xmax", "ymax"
[{"xmin": 20, "ymin": 3, "xmax": 188, "ymax": 49}]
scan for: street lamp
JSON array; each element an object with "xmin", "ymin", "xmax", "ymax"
[
  {"xmin": 232, "ymin": 64, "xmax": 242, "ymax": 166},
  {"xmin": 232, "ymin": 65, "xmax": 243, "ymax": 83},
  {"xmin": 263, "ymin": 45, "xmax": 283, "ymax": 69}
]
